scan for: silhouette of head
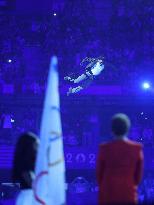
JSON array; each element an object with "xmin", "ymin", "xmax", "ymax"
[
  {"xmin": 12, "ymin": 132, "xmax": 39, "ymax": 184},
  {"xmin": 112, "ymin": 113, "xmax": 131, "ymax": 138}
]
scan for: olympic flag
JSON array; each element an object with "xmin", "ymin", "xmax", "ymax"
[{"xmin": 33, "ymin": 56, "xmax": 66, "ymax": 205}]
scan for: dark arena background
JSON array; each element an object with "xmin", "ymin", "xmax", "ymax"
[{"xmin": 0, "ymin": 0, "xmax": 154, "ymax": 205}]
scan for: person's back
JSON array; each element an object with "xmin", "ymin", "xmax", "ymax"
[{"xmin": 97, "ymin": 114, "xmax": 144, "ymax": 205}]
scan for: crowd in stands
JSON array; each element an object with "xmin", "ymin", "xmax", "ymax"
[
  {"xmin": 0, "ymin": 0, "xmax": 154, "ymax": 94},
  {"xmin": 0, "ymin": 0, "xmax": 154, "ymax": 204}
]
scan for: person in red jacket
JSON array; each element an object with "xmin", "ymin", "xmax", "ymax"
[{"xmin": 97, "ymin": 113, "xmax": 144, "ymax": 205}]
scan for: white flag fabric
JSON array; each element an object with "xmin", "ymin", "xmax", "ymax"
[{"xmin": 33, "ymin": 56, "xmax": 66, "ymax": 205}]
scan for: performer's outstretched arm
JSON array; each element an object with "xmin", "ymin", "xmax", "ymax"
[{"xmin": 64, "ymin": 72, "xmax": 90, "ymax": 84}]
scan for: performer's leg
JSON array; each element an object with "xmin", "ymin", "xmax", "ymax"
[{"xmin": 67, "ymin": 86, "xmax": 83, "ymax": 96}]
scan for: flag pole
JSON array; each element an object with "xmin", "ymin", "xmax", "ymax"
[{"xmin": 33, "ymin": 56, "xmax": 66, "ymax": 205}]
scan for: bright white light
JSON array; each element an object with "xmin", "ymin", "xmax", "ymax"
[
  {"xmin": 142, "ymin": 82, "xmax": 150, "ymax": 89},
  {"xmin": 53, "ymin": 13, "xmax": 57, "ymax": 16},
  {"xmin": 8, "ymin": 59, "xmax": 12, "ymax": 63},
  {"xmin": 11, "ymin": 119, "xmax": 15, "ymax": 122}
]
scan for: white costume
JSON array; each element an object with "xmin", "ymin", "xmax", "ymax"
[
  {"xmin": 16, "ymin": 189, "xmax": 33, "ymax": 205},
  {"xmin": 64, "ymin": 58, "xmax": 104, "ymax": 95},
  {"xmin": 91, "ymin": 61, "xmax": 104, "ymax": 76}
]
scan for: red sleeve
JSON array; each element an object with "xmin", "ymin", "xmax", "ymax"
[
  {"xmin": 96, "ymin": 145, "xmax": 105, "ymax": 186},
  {"xmin": 134, "ymin": 145, "xmax": 144, "ymax": 185}
]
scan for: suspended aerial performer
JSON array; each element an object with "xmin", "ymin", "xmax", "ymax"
[{"xmin": 64, "ymin": 56, "xmax": 105, "ymax": 96}]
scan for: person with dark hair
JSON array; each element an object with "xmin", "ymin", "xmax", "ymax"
[
  {"xmin": 12, "ymin": 132, "xmax": 39, "ymax": 205},
  {"xmin": 97, "ymin": 113, "xmax": 144, "ymax": 205}
]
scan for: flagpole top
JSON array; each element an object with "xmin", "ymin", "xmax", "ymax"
[{"xmin": 50, "ymin": 56, "xmax": 58, "ymax": 71}]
